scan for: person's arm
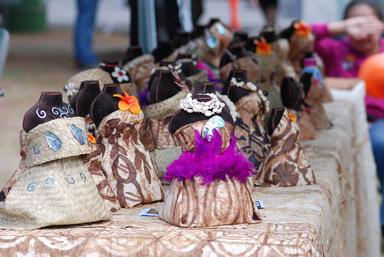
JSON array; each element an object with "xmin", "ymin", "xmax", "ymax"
[{"xmin": 313, "ymin": 16, "xmax": 384, "ymax": 40}]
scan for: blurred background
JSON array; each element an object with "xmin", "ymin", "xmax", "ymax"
[{"xmin": 0, "ymin": 0, "xmax": 382, "ymax": 184}]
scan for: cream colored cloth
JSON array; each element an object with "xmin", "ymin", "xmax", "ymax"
[
  {"xmin": 0, "ymin": 117, "xmax": 111, "ymax": 229},
  {"xmin": 330, "ymin": 80, "xmax": 380, "ymax": 257}
]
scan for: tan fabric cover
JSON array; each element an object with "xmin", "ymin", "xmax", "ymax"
[
  {"xmin": 219, "ymin": 56, "xmax": 259, "ymax": 83},
  {"xmin": 161, "ymin": 120, "xmax": 259, "ymax": 227},
  {"xmin": 65, "ymin": 68, "xmax": 137, "ymax": 101},
  {"xmin": 142, "ymin": 91, "xmax": 187, "ymax": 177},
  {"xmin": 256, "ymin": 109, "xmax": 316, "ymax": 186},
  {"xmin": 234, "ymin": 93, "xmax": 269, "ymax": 167},
  {"xmin": 306, "ymin": 81, "xmax": 332, "ymax": 130},
  {"xmin": 173, "ymin": 121, "xmax": 233, "ymax": 152},
  {"xmin": 274, "ymin": 38, "xmax": 297, "ymax": 84},
  {"xmin": 82, "ymin": 143, "xmax": 121, "ymax": 212},
  {"xmin": 123, "ymin": 55, "xmax": 157, "ymax": 92},
  {"xmin": 291, "ymin": 109, "xmax": 316, "ymax": 141},
  {"xmin": 160, "ymin": 177, "xmax": 260, "ymax": 227},
  {"xmin": 98, "ymin": 110, "xmax": 164, "ymax": 208},
  {"xmin": 288, "ymin": 33, "xmax": 315, "ymax": 75},
  {"xmin": 0, "ymin": 117, "xmax": 111, "ymax": 229}
]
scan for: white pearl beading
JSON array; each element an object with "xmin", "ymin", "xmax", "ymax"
[
  {"xmin": 256, "ymin": 88, "xmax": 271, "ymax": 114},
  {"xmin": 230, "ymin": 77, "xmax": 257, "ymax": 91},
  {"xmin": 216, "ymin": 92, "xmax": 238, "ymax": 121},
  {"xmin": 180, "ymin": 93, "xmax": 225, "ymax": 117},
  {"xmin": 230, "ymin": 77, "xmax": 270, "ymax": 114}
]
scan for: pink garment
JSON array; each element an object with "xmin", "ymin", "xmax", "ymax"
[
  {"xmin": 312, "ymin": 23, "xmax": 384, "ymax": 77},
  {"xmin": 312, "ymin": 23, "xmax": 384, "ymax": 118}
]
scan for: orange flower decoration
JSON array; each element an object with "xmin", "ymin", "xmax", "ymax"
[
  {"xmin": 255, "ymin": 38, "xmax": 272, "ymax": 56},
  {"xmin": 88, "ymin": 133, "xmax": 96, "ymax": 144},
  {"xmin": 113, "ymin": 90, "xmax": 141, "ymax": 114},
  {"xmin": 288, "ymin": 112, "xmax": 297, "ymax": 123},
  {"xmin": 294, "ymin": 21, "xmax": 311, "ymax": 38}
]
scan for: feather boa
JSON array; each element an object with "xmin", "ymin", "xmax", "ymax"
[{"xmin": 164, "ymin": 129, "xmax": 254, "ymax": 184}]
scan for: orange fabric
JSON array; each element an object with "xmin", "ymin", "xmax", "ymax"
[
  {"xmin": 359, "ymin": 53, "xmax": 384, "ymax": 98},
  {"xmin": 229, "ymin": 0, "xmax": 240, "ymax": 30}
]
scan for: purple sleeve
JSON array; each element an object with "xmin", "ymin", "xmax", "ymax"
[
  {"xmin": 311, "ymin": 23, "xmax": 330, "ymax": 40},
  {"xmin": 311, "ymin": 23, "xmax": 339, "ymax": 65}
]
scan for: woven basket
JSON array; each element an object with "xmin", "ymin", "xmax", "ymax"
[{"xmin": 0, "ymin": 117, "xmax": 111, "ymax": 229}]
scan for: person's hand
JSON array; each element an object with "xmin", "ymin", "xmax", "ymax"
[
  {"xmin": 327, "ymin": 16, "xmax": 384, "ymax": 39},
  {"xmin": 344, "ymin": 16, "xmax": 384, "ymax": 40}
]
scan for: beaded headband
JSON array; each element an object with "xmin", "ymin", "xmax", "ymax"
[{"xmin": 180, "ymin": 93, "xmax": 225, "ymax": 117}]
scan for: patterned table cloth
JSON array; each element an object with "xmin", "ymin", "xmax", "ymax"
[{"xmin": 0, "ymin": 81, "xmax": 380, "ymax": 257}]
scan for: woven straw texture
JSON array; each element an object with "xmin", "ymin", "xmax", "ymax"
[
  {"xmin": 65, "ymin": 68, "xmax": 137, "ymax": 101},
  {"xmin": 123, "ymin": 55, "xmax": 157, "ymax": 92},
  {"xmin": 98, "ymin": 110, "xmax": 164, "ymax": 208},
  {"xmin": 0, "ymin": 117, "xmax": 111, "ymax": 229},
  {"xmin": 1, "ymin": 130, "xmax": 27, "ymax": 197},
  {"xmin": 144, "ymin": 91, "xmax": 187, "ymax": 120},
  {"xmin": 24, "ymin": 117, "xmax": 91, "ymax": 167}
]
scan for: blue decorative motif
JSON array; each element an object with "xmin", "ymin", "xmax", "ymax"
[
  {"xmin": 44, "ymin": 177, "xmax": 56, "ymax": 188},
  {"xmin": 202, "ymin": 115, "xmax": 225, "ymax": 141},
  {"xmin": 206, "ymin": 35, "xmax": 218, "ymax": 49},
  {"xmin": 70, "ymin": 124, "xmax": 85, "ymax": 145},
  {"xmin": 33, "ymin": 144, "xmax": 40, "ymax": 155},
  {"xmin": 65, "ymin": 175, "xmax": 75, "ymax": 185},
  {"xmin": 45, "ymin": 132, "xmax": 62, "ymax": 152},
  {"xmin": 216, "ymin": 23, "xmax": 226, "ymax": 35},
  {"xmin": 80, "ymin": 172, "xmax": 87, "ymax": 182},
  {"xmin": 27, "ymin": 182, "xmax": 36, "ymax": 192}
]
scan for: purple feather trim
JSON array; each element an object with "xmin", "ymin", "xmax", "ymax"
[{"xmin": 164, "ymin": 129, "xmax": 254, "ymax": 184}]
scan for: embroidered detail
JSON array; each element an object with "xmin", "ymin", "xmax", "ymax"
[
  {"xmin": 70, "ymin": 124, "xmax": 85, "ymax": 145},
  {"xmin": 288, "ymin": 112, "xmax": 297, "ymax": 122},
  {"xmin": 216, "ymin": 23, "xmax": 226, "ymax": 35},
  {"xmin": 113, "ymin": 90, "xmax": 141, "ymax": 114},
  {"xmin": 80, "ymin": 172, "xmax": 87, "ymax": 182},
  {"xmin": 64, "ymin": 82, "xmax": 77, "ymax": 97},
  {"xmin": 255, "ymin": 38, "xmax": 272, "ymax": 56},
  {"xmin": 88, "ymin": 133, "xmax": 97, "ymax": 144},
  {"xmin": 202, "ymin": 115, "xmax": 225, "ymax": 141},
  {"xmin": 27, "ymin": 182, "xmax": 36, "ymax": 192},
  {"xmin": 65, "ymin": 175, "xmax": 75, "ymax": 185},
  {"xmin": 36, "ymin": 108, "xmax": 47, "ymax": 119},
  {"xmin": 45, "ymin": 131, "xmax": 62, "ymax": 152},
  {"xmin": 33, "ymin": 144, "xmax": 40, "ymax": 155},
  {"xmin": 52, "ymin": 105, "xmax": 75, "ymax": 118},
  {"xmin": 206, "ymin": 35, "xmax": 218, "ymax": 49},
  {"xmin": 180, "ymin": 93, "xmax": 225, "ymax": 116},
  {"xmin": 44, "ymin": 177, "xmax": 56, "ymax": 188},
  {"xmin": 111, "ymin": 66, "xmax": 130, "ymax": 83}
]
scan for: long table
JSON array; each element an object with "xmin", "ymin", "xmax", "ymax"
[{"xmin": 0, "ymin": 80, "xmax": 379, "ymax": 257}]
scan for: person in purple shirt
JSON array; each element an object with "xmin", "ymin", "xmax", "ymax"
[{"xmin": 312, "ymin": 0, "xmax": 384, "ymax": 233}]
